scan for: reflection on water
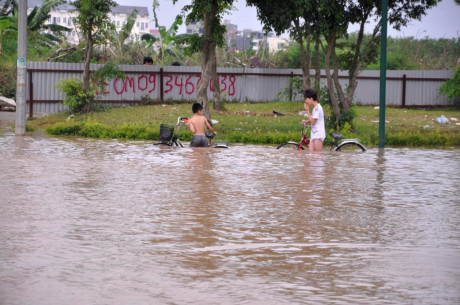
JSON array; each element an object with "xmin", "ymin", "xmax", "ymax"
[{"xmin": 1, "ymin": 124, "xmax": 459, "ymax": 305}]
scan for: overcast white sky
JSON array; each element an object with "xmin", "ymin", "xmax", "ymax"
[{"xmin": 117, "ymin": 0, "xmax": 460, "ymax": 39}]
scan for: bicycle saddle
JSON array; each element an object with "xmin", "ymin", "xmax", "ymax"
[
  {"xmin": 329, "ymin": 132, "xmax": 342, "ymax": 140},
  {"xmin": 205, "ymin": 132, "xmax": 215, "ymax": 139}
]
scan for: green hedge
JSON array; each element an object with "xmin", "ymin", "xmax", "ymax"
[{"xmin": 45, "ymin": 120, "xmax": 460, "ymax": 147}]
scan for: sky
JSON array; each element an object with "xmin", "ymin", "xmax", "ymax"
[{"xmin": 116, "ymin": 0, "xmax": 460, "ymax": 39}]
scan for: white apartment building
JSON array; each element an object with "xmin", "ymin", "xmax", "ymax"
[
  {"xmin": 267, "ymin": 37, "xmax": 289, "ymax": 52},
  {"xmin": 27, "ymin": 0, "xmax": 150, "ymax": 45}
]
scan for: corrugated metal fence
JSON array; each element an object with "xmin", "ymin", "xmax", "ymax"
[{"xmin": 26, "ymin": 61, "xmax": 453, "ymax": 116}]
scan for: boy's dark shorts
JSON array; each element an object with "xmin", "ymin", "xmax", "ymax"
[{"xmin": 190, "ymin": 135, "xmax": 208, "ymax": 147}]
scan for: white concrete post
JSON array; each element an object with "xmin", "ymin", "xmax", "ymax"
[{"xmin": 15, "ymin": 0, "xmax": 28, "ymax": 135}]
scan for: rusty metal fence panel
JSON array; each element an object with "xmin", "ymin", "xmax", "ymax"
[{"xmin": 25, "ymin": 61, "xmax": 453, "ymax": 116}]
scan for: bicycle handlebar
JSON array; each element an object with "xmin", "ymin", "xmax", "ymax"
[{"xmin": 177, "ymin": 116, "xmax": 189, "ymax": 124}]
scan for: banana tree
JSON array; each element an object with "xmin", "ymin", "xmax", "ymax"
[
  {"xmin": 141, "ymin": 0, "xmax": 189, "ymax": 65},
  {"xmin": 1, "ymin": 0, "xmax": 71, "ymax": 47},
  {"xmin": 27, "ymin": 0, "xmax": 71, "ymax": 46},
  {"xmin": 108, "ymin": 8, "xmax": 138, "ymax": 60}
]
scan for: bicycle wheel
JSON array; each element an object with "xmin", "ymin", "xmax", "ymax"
[
  {"xmin": 335, "ymin": 142, "xmax": 366, "ymax": 152},
  {"xmin": 277, "ymin": 142, "xmax": 305, "ymax": 150}
]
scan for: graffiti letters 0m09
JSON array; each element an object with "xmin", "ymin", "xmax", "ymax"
[{"xmin": 98, "ymin": 74, "xmax": 237, "ymax": 97}]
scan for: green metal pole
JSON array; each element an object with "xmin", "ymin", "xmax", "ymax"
[{"xmin": 378, "ymin": 0, "xmax": 388, "ymax": 148}]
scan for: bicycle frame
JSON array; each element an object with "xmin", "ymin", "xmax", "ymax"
[
  {"xmin": 277, "ymin": 123, "xmax": 366, "ymax": 152},
  {"xmin": 297, "ymin": 124, "xmax": 310, "ymax": 150},
  {"xmin": 156, "ymin": 116, "xmax": 228, "ymax": 148},
  {"xmin": 155, "ymin": 116, "xmax": 188, "ymax": 147},
  {"xmin": 279, "ymin": 124, "xmax": 310, "ymax": 150},
  {"xmin": 171, "ymin": 116, "xmax": 189, "ymax": 147}
]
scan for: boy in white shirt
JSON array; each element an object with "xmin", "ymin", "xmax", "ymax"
[{"xmin": 301, "ymin": 89, "xmax": 325, "ymax": 152}]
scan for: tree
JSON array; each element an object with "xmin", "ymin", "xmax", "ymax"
[
  {"xmin": 250, "ymin": 0, "xmax": 440, "ymax": 128},
  {"xmin": 439, "ymin": 64, "xmax": 460, "ymax": 103},
  {"xmin": 0, "ymin": 0, "xmax": 15, "ymax": 16},
  {"xmin": 246, "ymin": 0, "xmax": 321, "ymax": 92},
  {"xmin": 322, "ymin": 0, "xmax": 440, "ymax": 127},
  {"xmin": 0, "ymin": 17, "xmax": 15, "ymax": 55},
  {"xmin": 108, "ymin": 8, "xmax": 138, "ymax": 61},
  {"xmin": 1, "ymin": 0, "xmax": 71, "ymax": 49},
  {"xmin": 178, "ymin": 0, "xmax": 234, "ymax": 119},
  {"xmin": 141, "ymin": 0, "xmax": 189, "ymax": 65},
  {"xmin": 70, "ymin": 0, "xmax": 117, "ymax": 96}
]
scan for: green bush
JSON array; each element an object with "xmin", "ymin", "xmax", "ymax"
[
  {"xmin": 439, "ymin": 64, "xmax": 460, "ymax": 104},
  {"xmin": 385, "ymin": 130, "xmax": 456, "ymax": 147},
  {"xmin": 113, "ymin": 123, "xmax": 156, "ymax": 140},
  {"xmin": 55, "ymin": 77, "xmax": 94, "ymax": 114},
  {"xmin": 47, "ymin": 122, "xmax": 84, "ymax": 135}
]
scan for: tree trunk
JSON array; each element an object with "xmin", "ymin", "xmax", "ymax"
[
  {"xmin": 82, "ymin": 28, "xmax": 93, "ymax": 113},
  {"xmin": 212, "ymin": 47, "xmax": 224, "ymax": 110},
  {"xmin": 331, "ymin": 50, "xmax": 346, "ymax": 111},
  {"xmin": 196, "ymin": 0, "xmax": 218, "ymax": 122},
  {"xmin": 83, "ymin": 34, "xmax": 93, "ymax": 93},
  {"xmin": 314, "ymin": 35, "xmax": 321, "ymax": 93},
  {"xmin": 342, "ymin": 16, "xmax": 378, "ymax": 113},
  {"xmin": 324, "ymin": 34, "xmax": 341, "ymax": 121},
  {"xmin": 294, "ymin": 19, "xmax": 311, "ymax": 89}
]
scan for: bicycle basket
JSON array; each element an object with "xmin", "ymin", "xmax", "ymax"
[{"xmin": 159, "ymin": 124, "xmax": 174, "ymax": 141}]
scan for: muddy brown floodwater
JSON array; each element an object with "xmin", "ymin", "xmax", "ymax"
[{"xmin": 1, "ymin": 123, "xmax": 459, "ymax": 305}]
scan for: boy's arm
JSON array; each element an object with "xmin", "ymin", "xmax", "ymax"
[
  {"xmin": 301, "ymin": 104, "xmax": 313, "ymax": 125},
  {"xmin": 187, "ymin": 120, "xmax": 196, "ymax": 133},
  {"xmin": 306, "ymin": 106, "xmax": 318, "ymax": 125},
  {"xmin": 205, "ymin": 119, "xmax": 217, "ymax": 135}
]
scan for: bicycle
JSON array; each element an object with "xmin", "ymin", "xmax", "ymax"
[
  {"xmin": 154, "ymin": 116, "xmax": 189, "ymax": 147},
  {"xmin": 154, "ymin": 116, "xmax": 229, "ymax": 148},
  {"xmin": 276, "ymin": 123, "xmax": 366, "ymax": 152}
]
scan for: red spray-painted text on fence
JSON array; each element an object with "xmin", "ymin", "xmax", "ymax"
[{"xmin": 97, "ymin": 74, "xmax": 237, "ymax": 97}]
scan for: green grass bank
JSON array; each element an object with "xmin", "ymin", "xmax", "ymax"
[{"xmin": 27, "ymin": 102, "xmax": 460, "ymax": 147}]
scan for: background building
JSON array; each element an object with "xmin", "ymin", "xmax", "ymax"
[
  {"xmin": 26, "ymin": 0, "xmax": 150, "ymax": 45},
  {"xmin": 186, "ymin": 20, "xmax": 204, "ymax": 34},
  {"xmin": 222, "ymin": 20, "xmax": 287, "ymax": 53}
]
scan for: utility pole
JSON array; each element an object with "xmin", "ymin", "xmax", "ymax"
[
  {"xmin": 378, "ymin": 0, "xmax": 388, "ymax": 148},
  {"xmin": 16, "ymin": 0, "xmax": 27, "ymax": 136}
]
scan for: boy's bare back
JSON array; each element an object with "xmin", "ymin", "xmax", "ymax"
[{"xmin": 188, "ymin": 115, "xmax": 208, "ymax": 135}]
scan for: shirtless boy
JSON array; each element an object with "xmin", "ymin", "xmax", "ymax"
[{"xmin": 186, "ymin": 103, "xmax": 217, "ymax": 147}]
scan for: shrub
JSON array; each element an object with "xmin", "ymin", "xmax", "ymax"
[
  {"xmin": 78, "ymin": 121, "xmax": 112, "ymax": 138},
  {"xmin": 276, "ymin": 76, "xmax": 304, "ymax": 101},
  {"xmin": 114, "ymin": 123, "xmax": 156, "ymax": 139},
  {"xmin": 55, "ymin": 77, "xmax": 94, "ymax": 114},
  {"xmin": 439, "ymin": 64, "xmax": 460, "ymax": 105},
  {"xmin": 47, "ymin": 122, "xmax": 84, "ymax": 135},
  {"xmin": 55, "ymin": 63, "xmax": 125, "ymax": 114}
]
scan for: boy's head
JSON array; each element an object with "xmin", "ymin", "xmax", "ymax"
[
  {"xmin": 143, "ymin": 57, "xmax": 153, "ymax": 65},
  {"xmin": 192, "ymin": 102, "xmax": 203, "ymax": 114},
  {"xmin": 304, "ymin": 89, "xmax": 317, "ymax": 102}
]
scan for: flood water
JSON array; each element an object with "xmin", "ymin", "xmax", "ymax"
[{"xmin": 1, "ymin": 122, "xmax": 459, "ymax": 305}]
